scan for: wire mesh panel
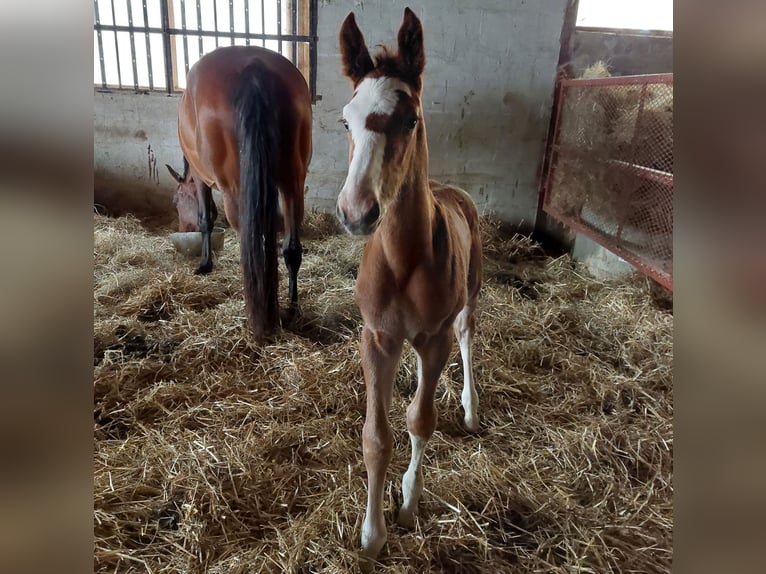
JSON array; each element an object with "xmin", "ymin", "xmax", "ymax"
[{"xmin": 542, "ymin": 74, "xmax": 673, "ymax": 290}]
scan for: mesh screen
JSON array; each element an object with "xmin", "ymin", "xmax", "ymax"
[{"xmin": 544, "ymin": 77, "xmax": 673, "ymax": 288}]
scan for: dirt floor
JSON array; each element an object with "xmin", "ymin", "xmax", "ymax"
[{"xmin": 94, "ymin": 210, "xmax": 673, "ymax": 573}]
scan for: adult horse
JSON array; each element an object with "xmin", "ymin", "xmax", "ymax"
[
  {"xmin": 166, "ymin": 45, "xmax": 312, "ymax": 338},
  {"xmin": 337, "ymin": 8, "xmax": 483, "ymax": 558}
]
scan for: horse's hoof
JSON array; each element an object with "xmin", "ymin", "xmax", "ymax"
[
  {"xmin": 360, "ymin": 518, "xmax": 387, "ymax": 562},
  {"xmin": 396, "ymin": 507, "xmax": 416, "ymax": 529},
  {"xmin": 358, "ymin": 554, "xmax": 376, "ymax": 573},
  {"xmin": 464, "ymin": 415, "xmax": 480, "ymax": 434},
  {"xmin": 280, "ymin": 305, "xmax": 301, "ymax": 328},
  {"xmin": 194, "ymin": 262, "xmax": 213, "ymax": 275}
]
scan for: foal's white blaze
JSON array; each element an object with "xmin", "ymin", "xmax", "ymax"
[{"xmin": 339, "ymin": 77, "xmax": 412, "ymax": 221}]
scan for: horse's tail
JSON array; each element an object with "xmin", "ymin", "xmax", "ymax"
[{"xmin": 233, "ymin": 62, "xmax": 280, "ymax": 338}]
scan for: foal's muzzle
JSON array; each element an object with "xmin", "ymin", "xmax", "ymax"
[{"xmin": 336, "ymin": 201, "xmax": 381, "ymax": 236}]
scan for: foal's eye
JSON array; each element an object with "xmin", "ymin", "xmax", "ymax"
[
  {"xmin": 407, "ymin": 117, "xmax": 419, "ymax": 132},
  {"xmin": 342, "ymin": 119, "xmax": 349, "ymax": 131}
]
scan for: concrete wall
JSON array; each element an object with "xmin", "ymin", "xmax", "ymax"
[
  {"xmin": 94, "ymin": 91, "xmax": 181, "ymax": 218},
  {"xmin": 94, "ymin": 0, "xmax": 569, "ymax": 227}
]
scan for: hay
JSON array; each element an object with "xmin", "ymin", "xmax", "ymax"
[
  {"xmin": 549, "ymin": 62, "xmax": 674, "ymax": 224},
  {"xmin": 94, "ymin": 211, "xmax": 673, "ymax": 573}
]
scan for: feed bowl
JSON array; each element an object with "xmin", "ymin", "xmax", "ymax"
[{"xmin": 169, "ymin": 227, "xmax": 226, "ymax": 257}]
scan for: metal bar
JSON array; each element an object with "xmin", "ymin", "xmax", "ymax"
[
  {"xmin": 229, "ymin": 0, "xmax": 235, "ymax": 45},
  {"xmin": 629, "ymin": 83, "xmax": 649, "ymax": 167},
  {"xmin": 261, "ymin": 0, "xmax": 266, "ymax": 47},
  {"xmin": 309, "ymin": 0, "xmax": 317, "ymax": 102},
  {"xmin": 181, "ymin": 0, "xmax": 190, "ymax": 76},
  {"xmin": 576, "ymin": 26, "xmax": 673, "ymax": 38},
  {"xmin": 94, "ymin": 0, "xmax": 107, "ymax": 88},
  {"xmin": 541, "ymin": 81, "xmax": 567, "ymax": 209},
  {"xmin": 277, "ymin": 0, "xmax": 282, "ymax": 54},
  {"xmin": 542, "ymin": 206, "xmax": 673, "ymax": 291},
  {"xmin": 161, "ymin": 0, "xmax": 174, "ymax": 93},
  {"xmin": 126, "ymin": 0, "xmax": 139, "ymax": 90},
  {"xmin": 196, "ymin": 0, "xmax": 203, "ymax": 59},
  {"xmin": 244, "ymin": 0, "xmax": 250, "ymax": 46},
  {"xmin": 142, "ymin": 0, "xmax": 154, "ymax": 90},
  {"xmin": 213, "ymin": 0, "xmax": 219, "ymax": 47},
  {"xmin": 561, "ymin": 74, "xmax": 673, "ymax": 88},
  {"xmin": 166, "ymin": 0, "xmax": 179, "ymax": 90},
  {"xmin": 606, "ymin": 160, "xmax": 673, "ymax": 187},
  {"xmin": 545, "ymin": 144, "xmax": 674, "ymax": 187},
  {"xmin": 94, "ymin": 23, "xmax": 313, "ymax": 42},
  {"xmin": 109, "ymin": 0, "xmax": 123, "ymax": 88},
  {"xmin": 291, "ymin": 0, "xmax": 297, "ymax": 64}
]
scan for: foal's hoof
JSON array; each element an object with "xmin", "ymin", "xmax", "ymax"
[
  {"xmin": 396, "ymin": 507, "xmax": 416, "ymax": 529},
  {"xmin": 358, "ymin": 554, "xmax": 377, "ymax": 573},
  {"xmin": 464, "ymin": 413, "xmax": 480, "ymax": 434},
  {"xmin": 360, "ymin": 518, "xmax": 387, "ymax": 562}
]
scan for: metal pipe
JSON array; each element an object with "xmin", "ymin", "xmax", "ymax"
[
  {"xmin": 181, "ymin": 0, "xmax": 190, "ymax": 76},
  {"xmin": 142, "ymin": 0, "xmax": 153, "ymax": 90},
  {"xmin": 94, "ymin": 0, "xmax": 107, "ymax": 88}
]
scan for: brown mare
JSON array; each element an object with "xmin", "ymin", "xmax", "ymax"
[
  {"xmin": 165, "ymin": 45, "xmax": 312, "ymax": 338},
  {"xmin": 338, "ymin": 8, "xmax": 483, "ymax": 558}
]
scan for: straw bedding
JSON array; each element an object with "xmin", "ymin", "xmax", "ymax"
[{"xmin": 94, "ymin": 210, "xmax": 673, "ymax": 573}]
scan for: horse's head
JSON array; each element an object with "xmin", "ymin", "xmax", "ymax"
[
  {"xmin": 336, "ymin": 7, "xmax": 426, "ymax": 236},
  {"xmin": 167, "ymin": 164, "xmax": 220, "ymax": 233},
  {"xmin": 166, "ymin": 162, "xmax": 203, "ymax": 232}
]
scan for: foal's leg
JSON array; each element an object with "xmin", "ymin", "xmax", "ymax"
[
  {"xmin": 454, "ymin": 302, "xmax": 480, "ymax": 432},
  {"xmin": 360, "ymin": 326, "xmax": 403, "ymax": 558},
  {"xmin": 279, "ymin": 188, "xmax": 302, "ymax": 305},
  {"xmin": 194, "ymin": 179, "xmax": 216, "ymax": 275},
  {"xmin": 398, "ymin": 329, "xmax": 453, "ymax": 528}
]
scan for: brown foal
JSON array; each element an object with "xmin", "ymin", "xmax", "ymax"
[{"xmin": 337, "ymin": 8, "xmax": 483, "ymax": 558}]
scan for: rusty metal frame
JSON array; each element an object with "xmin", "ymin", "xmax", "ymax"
[
  {"xmin": 559, "ymin": 73, "xmax": 673, "ymax": 88},
  {"xmin": 540, "ymin": 73, "xmax": 673, "ymax": 291}
]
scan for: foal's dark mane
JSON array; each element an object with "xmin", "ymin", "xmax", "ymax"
[{"xmin": 370, "ymin": 45, "xmax": 423, "ymax": 92}]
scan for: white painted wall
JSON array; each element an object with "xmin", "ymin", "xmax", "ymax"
[{"xmin": 94, "ymin": 0, "xmax": 568, "ymax": 227}]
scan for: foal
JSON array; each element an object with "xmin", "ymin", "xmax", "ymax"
[{"xmin": 338, "ymin": 8, "xmax": 483, "ymax": 558}]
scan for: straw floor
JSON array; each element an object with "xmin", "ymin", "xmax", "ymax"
[{"xmin": 94, "ymin": 211, "xmax": 673, "ymax": 573}]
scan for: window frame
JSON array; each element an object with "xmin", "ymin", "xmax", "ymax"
[{"xmin": 93, "ymin": 0, "xmax": 319, "ymax": 101}]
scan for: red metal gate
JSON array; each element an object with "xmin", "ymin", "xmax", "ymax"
[{"xmin": 541, "ymin": 74, "xmax": 673, "ymax": 290}]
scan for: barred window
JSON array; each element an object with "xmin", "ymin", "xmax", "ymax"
[{"xmin": 93, "ymin": 0, "xmax": 318, "ymax": 99}]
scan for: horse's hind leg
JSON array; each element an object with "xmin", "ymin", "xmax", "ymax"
[
  {"xmin": 280, "ymin": 187, "xmax": 302, "ymax": 305},
  {"xmin": 398, "ymin": 329, "xmax": 453, "ymax": 528},
  {"xmin": 194, "ymin": 179, "xmax": 216, "ymax": 275},
  {"xmin": 454, "ymin": 302, "xmax": 480, "ymax": 432}
]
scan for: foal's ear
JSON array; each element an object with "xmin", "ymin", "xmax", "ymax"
[
  {"xmin": 166, "ymin": 164, "xmax": 184, "ymax": 183},
  {"xmin": 397, "ymin": 7, "xmax": 425, "ymax": 81},
  {"xmin": 339, "ymin": 12, "xmax": 374, "ymax": 84}
]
